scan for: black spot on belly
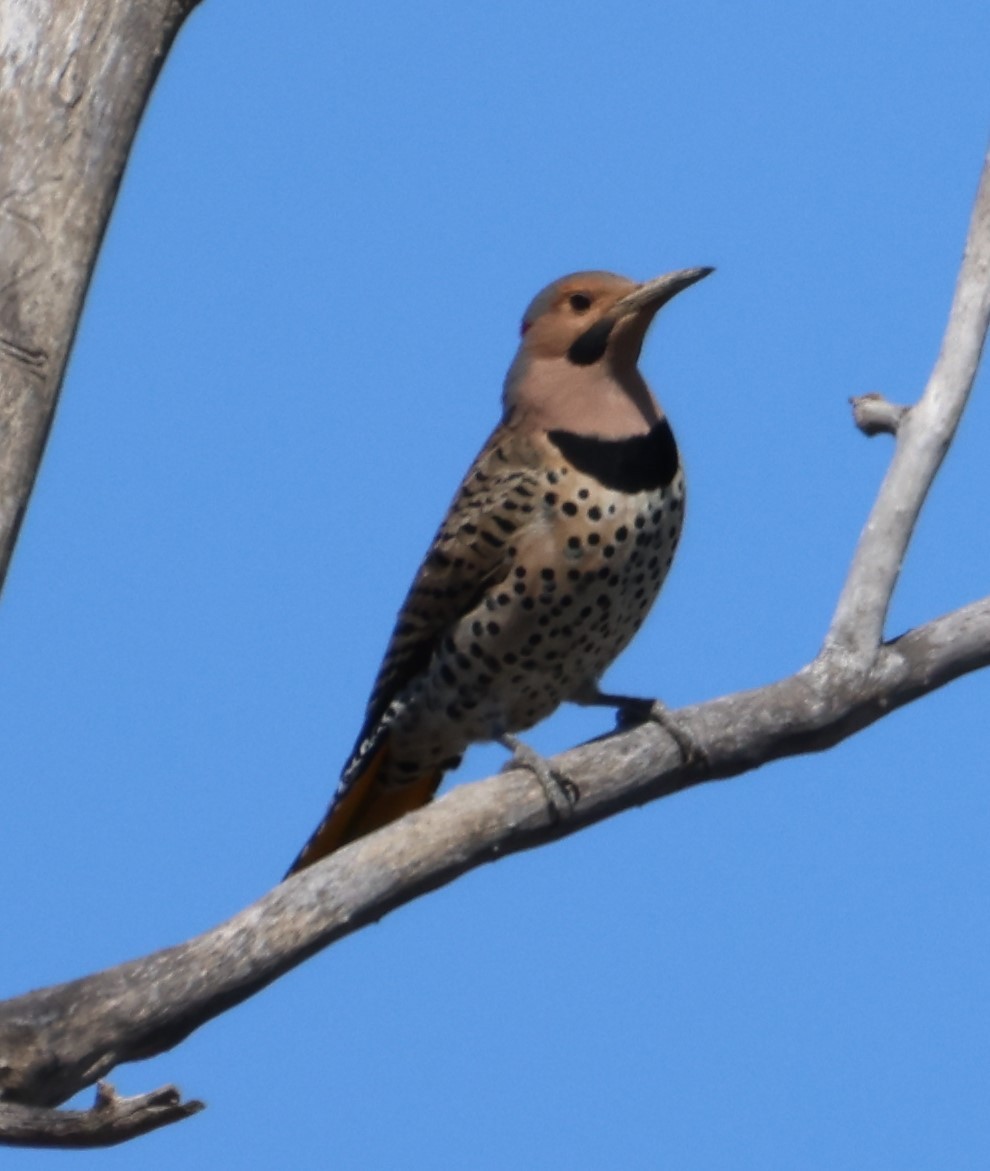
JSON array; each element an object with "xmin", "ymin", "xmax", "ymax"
[{"xmin": 547, "ymin": 420, "xmax": 680, "ymax": 492}]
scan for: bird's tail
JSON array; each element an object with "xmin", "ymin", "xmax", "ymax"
[{"xmin": 284, "ymin": 736, "xmax": 443, "ymax": 877}]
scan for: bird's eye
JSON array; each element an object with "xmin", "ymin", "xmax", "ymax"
[{"xmin": 568, "ymin": 293, "xmax": 592, "ymax": 312}]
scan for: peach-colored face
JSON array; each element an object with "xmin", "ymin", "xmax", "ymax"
[
  {"xmin": 518, "ymin": 271, "xmax": 639, "ymax": 360},
  {"xmin": 502, "ymin": 266, "xmax": 710, "ymax": 436}
]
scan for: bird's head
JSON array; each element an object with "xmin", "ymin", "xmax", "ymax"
[{"xmin": 503, "ymin": 267, "xmax": 713, "ymax": 436}]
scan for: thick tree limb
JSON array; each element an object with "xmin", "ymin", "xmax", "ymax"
[
  {"xmin": 0, "ymin": 0, "xmax": 987, "ymax": 1145},
  {"xmin": 0, "ymin": 0, "xmax": 201, "ymax": 593}
]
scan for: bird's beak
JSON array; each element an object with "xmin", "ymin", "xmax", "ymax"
[{"xmin": 612, "ymin": 266, "xmax": 715, "ymax": 318}]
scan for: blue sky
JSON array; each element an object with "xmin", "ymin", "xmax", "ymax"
[{"xmin": 3, "ymin": 1, "xmax": 989, "ymax": 1166}]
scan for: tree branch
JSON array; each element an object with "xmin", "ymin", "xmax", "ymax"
[
  {"xmin": 0, "ymin": 0, "xmax": 202, "ymax": 594},
  {"xmin": 1, "ymin": 593, "xmax": 990, "ymax": 1127},
  {"xmin": 826, "ymin": 151, "xmax": 990, "ymax": 664},
  {"xmin": 0, "ymin": 1083, "xmax": 204, "ymax": 1149}
]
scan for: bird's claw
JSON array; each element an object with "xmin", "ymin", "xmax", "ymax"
[
  {"xmin": 615, "ymin": 699, "xmax": 707, "ymax": 767},
  {"xmin": 499, "ymin": 734, "xmax": 578, "ymax": 820}
]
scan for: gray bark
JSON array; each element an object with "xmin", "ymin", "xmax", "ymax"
[
  {"xmin": 0, "ymin": 0, "xmax": 200, "ymax": 590},
  {"xmin": 0, "ymin": 1083, "xmax": 204, "ymax": 1148},
  {"xmin": 826, "ymin": 157, "xmax": 990, "ymax": 660},
  {"xmin": 2, "ymin": 590, "xmax": 990, "ymax": 1116},
  {"xmin": 0, "ymin": 0, "xmax": 988, "ymax": 1150}
]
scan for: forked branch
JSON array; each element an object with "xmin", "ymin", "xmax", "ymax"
[
  {"xmin": 0, "ymin": 0, "xmax": 987, "ymax": 1145},
  {"xmin": 0, "ymin": 147, "xmax": 988, "ymax": 1143}
]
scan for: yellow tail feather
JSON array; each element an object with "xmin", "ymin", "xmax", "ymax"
[{"xmin": 285, "ymin": 740, "xmax": 442, "ymax": 877}]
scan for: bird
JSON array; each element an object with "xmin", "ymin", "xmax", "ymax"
[{"xmin": 286, "ymin": 265, "xmax": 713, "ymax": 876}]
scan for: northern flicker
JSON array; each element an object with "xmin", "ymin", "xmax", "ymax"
[{"xmin": 286, "ymin": 266, "xmax": 712, "ymax": 875}]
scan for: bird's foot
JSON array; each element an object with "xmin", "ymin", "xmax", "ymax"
[
  {"xmin": 498, "ymin": 733, "xmax": 578, "ymax": 820},
  {"xmin": 577, "ymin": 689, "xmax": 706, "ymax": 767}
]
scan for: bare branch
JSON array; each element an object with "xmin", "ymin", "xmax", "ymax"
[
  {"xmin": 2, "ymin": 591, "xmax": 990, "ymax": 1117},
  {"xmin": 0, "ymin": 0, "xmax": 201, "ymax": 595},
  {"xmin": 0, "ymin": 1082, "xmax": 203, "ymax": 1149},
  {"xmin": 826, "ymin": 149, "xmax": 990, "ymax": 664}
]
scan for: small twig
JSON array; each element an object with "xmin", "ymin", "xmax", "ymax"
[
  {"xmin": 0, "ymin": 1082, "xmax": 204, "ymax": 1148},
  {"xmin": 850, "ymin": 393, "xmax": 909, "ymax": 437}
]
